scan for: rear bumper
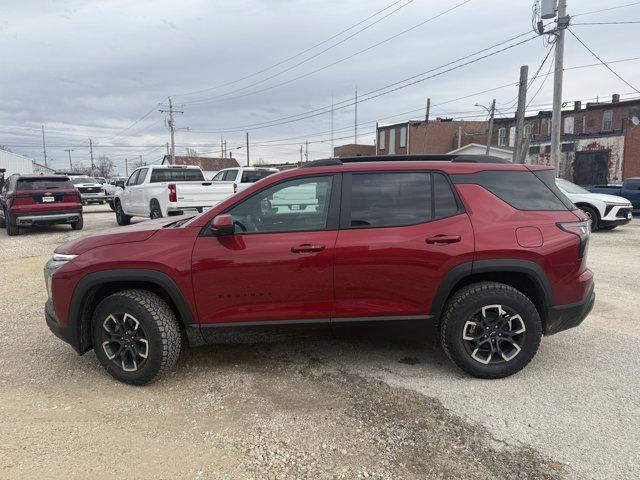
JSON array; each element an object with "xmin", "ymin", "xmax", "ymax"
[
  {"xmin": 545, "ymin": 283, "xmax": 595, "ymax": 335},
  {"xmin": 45, "ymin": 299, "xmax": 82, "ymax": 354},
  {"xmin": 15, "ymin": 210, "xmax": 82, "ymax": 226}
]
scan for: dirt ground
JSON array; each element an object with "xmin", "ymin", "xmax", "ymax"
[{"xmin": 0, "ymin": 205, "xmax": 638, "ymax": 479}]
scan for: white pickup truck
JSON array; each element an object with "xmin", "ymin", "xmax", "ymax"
[{"xmin": 114, "ymin": 165, "xmax": 234, "ymax": 225}]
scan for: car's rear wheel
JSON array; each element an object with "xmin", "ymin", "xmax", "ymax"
[
  {"xmin": 91, "ymin": 289, "xmax": 181, "ymax": 385},
  {"xmin": 115, "ymin": 200, "xmax": 131, "ymax": 226},
  {"xmin": 149, "ymin": 200, "xmax": 162, "ymax": 219},
  {"xmin": 4, "ymin": 209, "xmax": 19, "ymax": 236},
  {"xmin": 70, "ymin": 214, "xmax": 83, "ymax": 230},
  {"xmin": 580, "ymin": 206, "xmax": 599, "ymax": 232},
  {"xmin": 440, "ymin": 282, "xmax": 542, "ymax": 379}
]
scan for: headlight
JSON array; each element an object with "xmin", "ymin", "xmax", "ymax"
[{"xmin": 44, "ymin": 254, "xmax": 78, "ymax": 298}]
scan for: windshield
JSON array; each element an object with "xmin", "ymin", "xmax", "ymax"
[
  {"xmin": 556, "ymin": 178, "xmax": 590, "ymax": 194},
  {"xmin": 71, "ymin": 177, "xmax": 97, "ymax": 184}
]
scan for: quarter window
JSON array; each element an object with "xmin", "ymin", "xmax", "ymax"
[
  {"xmin": 227, "ymin": 176, "xmax": 333, "ymax": 234},
  {"xmin": 348, "ymin": 172, "xmax": 431, "ymax": 228}
]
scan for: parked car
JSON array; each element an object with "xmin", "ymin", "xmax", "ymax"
[
  {"xmin": 45, "ymin": 154, "xmax": 594, "ymax": 385},
  {"xmin": 212, "ymin": 166, "xmax": 278, "ymax": 193},
  {"xmin": 1, "ymin": 174, "xmax": 83, "ymax": 235},
  {"xmin": 588, "ymin": 177, "xmax": 640, "ymax": 213},
  {"xmin": 69, "ymin": 175, "xmax": 113, "ymax": 205},
  {"xmin": 113, "ymin": 165, "xmax": 235, "ymax": 224},
  {"xmin": 556, "ymin": 178, "xmax": 632, "ymax": 231},
  {"xmin": 103, "ymin": 177, "xmax": 126, "ymax": 211}
]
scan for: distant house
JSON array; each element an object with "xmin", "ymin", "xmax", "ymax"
[
  {"xmin": 161, "ymin": 155, "xmax": 240, "ymax": 179},
  {"xmin": 333, "ymin": 143, "xmax": 376, "ymax": 157}
]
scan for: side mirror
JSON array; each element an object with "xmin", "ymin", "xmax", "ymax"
[{"xmin": 210, "ymin": 214, "xmax": 235, "ymax": 236}]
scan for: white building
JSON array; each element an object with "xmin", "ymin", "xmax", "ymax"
[
  {"xmin": 447, "ymin": 143, "xmax": 514, "ymax": 161},
  {"xmin": 0, "ymin": 149, "xmax": 35, "ymax": 176}
]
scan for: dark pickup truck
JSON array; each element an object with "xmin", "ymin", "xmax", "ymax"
[{"xmin": 589, "ymin": 177, "xmax": 640, "ymax": 213}]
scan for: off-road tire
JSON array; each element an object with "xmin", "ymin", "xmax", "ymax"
[
  {"xmin": 70, "ymin": 214, "xmax": 84, "ymax": 230},
  {"xmin": 91, "ymin": 289, "xmax": 182, "ymax": 385},
  {"xmin": 115, "ymin": 200, "xmax": 131, "ymax": 226},
  {"xmin": 440, "ymin": 282, "xmax": 542, "ymax": 379}
]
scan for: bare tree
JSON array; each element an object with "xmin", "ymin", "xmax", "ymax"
[
  {"xmin": 95, "ymin": 155, "xmax": 115, "ymax": 178},
  {"xmin": 131, "ymin": 158, "xmax": 147, "ymax": 170}
]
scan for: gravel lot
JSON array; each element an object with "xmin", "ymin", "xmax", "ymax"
[{"xmin": 0, "ymin": 205, "xmax": 638, "ymax": 479}]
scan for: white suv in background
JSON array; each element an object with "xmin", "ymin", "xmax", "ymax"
[
  {"xmin": 211, "ymin": 166, "xmax": 278, "ymax": 193},
  {"xmin": 556, "ymin": 178, "xmax": 633, "ymax": 231}
]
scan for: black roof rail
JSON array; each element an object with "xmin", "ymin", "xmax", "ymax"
[{"xmin": 301, "ymin": 154, "xmax": 510, "ymax": 167}]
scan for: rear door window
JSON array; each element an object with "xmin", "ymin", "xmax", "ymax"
[
  {"xmin": 241, "ymin": 170, "xmax": 274, "ymax": 183},
  {"xmin": 149, "ymin": 168, "xmax": 204, "ymax": 182},
  {"xmin": 223, "ymin": 169, "xmax": 239, "ymax": 182},
  {"xmin": 16, "ymin": 177, "xmax": 73, "ymax": 190},
  {"xmin": 134, "ymin": 168, "xmax": 149, "ymax": 185},
  {"xmin": 433, "ymin": 173, "xmax": 460, "ymax": 218},
  {"xmin": 347, "ymin": 172, "xmax": 432, "ymax": 228}
]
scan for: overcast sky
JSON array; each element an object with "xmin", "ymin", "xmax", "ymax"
[{"xmin": 1, "ymin": 0, "xmax": 638, "ymax": 173}]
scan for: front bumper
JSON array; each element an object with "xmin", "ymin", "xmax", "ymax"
[
  {"xmin": 16, "ymin": 211, "xmax": 81, "ymax": 226},
  {"xmin": 601, "ymin": 205, "xmax": 633, "ymax": 227},
  {"xmin": 45, "ymin": 299, "xmax": 82, "ymax": 353},
  {"xmin": 80, "ymin": 193, "xmax": 113, "ymax": 202},
  {"xmin": 545, "ymin": 284, "xmax": 595, "ymax": 335}
]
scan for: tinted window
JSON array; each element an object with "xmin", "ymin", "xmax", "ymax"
[
  {"xmin": 149, "ymin": 168, "xmax": 204, "ymax": 182},
  {"xmin": 433, "ymin": 173, "xmax": 459, "ymax": 218},
  {"xmin": 348, "ymin": 172, "xmax": 431, "ymax": 228},
  {"xmin": 16, "ymin": 177, "xmax": 73, "ymax": 190},
  {"xmin": 228, "ymin": 176, "xmax": 333, "ymax": 233},
  {"xmin": 241, "ymin": 170, "xmax": 274, "ymax": 183},
  {"xmin": 126, "ymin": 170, "xmax": 140, "ymax": 186},
  {"xmin": 223, "ymin": 169, "xmax": 238, "ymax": 181},
  {"xmin": 625, "ymin": 179, "xmax": 640, "ymax": 190},
  {"xmin": 71, "ymin": 177, "xmax": 96, "ymax": 184},
  {"xmin": 452, "ymin": 170, "xmax": 571, "ymax": 211},
  {"xmin": 135, "ymin": 168, "xmax": 148, "ymax": 185}
]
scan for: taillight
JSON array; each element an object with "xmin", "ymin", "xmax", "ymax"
[
  {"xmin": 168, "ymin": 183, "xmax": 177, "ymax": 202},
  {"xmin": 557, "ymin": 221, "xmax": 590, "ymax": 258},
  {"xmin": 11, "ymin": 195, "xmax": 34, "ymax": 206},
  {"xmin": 233, "ymin": 182, "xmax": 237, "ymax": 194},
  {"xmin": 63, "ymin": 194, "xmax": 79, "ymax": 203}
]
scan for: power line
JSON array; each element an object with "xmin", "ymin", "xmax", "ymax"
[
  {"xmin": 572, "ymin": 21, "xmax": 640, "ymax": 25},
  {"xmin": 572, "ymin": 1, "xmax": 640, "ymax": 18},
  {"xmin": 567, "ymin": 28, "xmax": 640, "ymax": 93},
  {"xmin": 172, "ymin": 0, "xmax": 411, "ymax": 99},
  {"xmin": 182, "ymin": 0, "xmax": 474, "ymax": 106},
  {"xmin": 180, "ymin": 0, "xmax": 419, "ymax": 105}
]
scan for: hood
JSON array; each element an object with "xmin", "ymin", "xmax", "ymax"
[
  {"xmin": 581, "ymin": 192, "xmax": 631, "ymax": 204},
  {"xmin": 55, "ymin": 215, "xmax": 193, "ymax": 255}
]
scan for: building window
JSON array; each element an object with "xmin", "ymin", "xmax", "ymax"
[
  {"xmin": 389, "ymin": 128, "xmax": 396, "ymax": 154},
  {"xmin": 508, "ymin": 126, "xmax": 516, "ymax": 147},
  {"xmin": 378, "ymin": 130, "xmax": 386, "ymax": 150},
  {"xmin": 564, "ymin": 116, "xmax": 574, "ymax": 134},
  {"xmin": 547, "ymin": 120, "xmax": 552, "ymax": 134},
  {"xmin": 498, "ymin": 128, "xmax": 507, "ymax": 146},
  {"xmin": 524, "ymin": 124, "xmax": 533, "ymax": 139},
  {"xmin": 399, "ymin": 127, "xmax": 407, "ymax": 148},
  {"xmin": 529, "ymin": 145, "xmax": 540, "ymax": 154},
  {"xmin": 602, "ymin": 110, "xmax": 613, "ymax": 131}
]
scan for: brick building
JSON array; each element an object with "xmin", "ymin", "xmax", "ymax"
[
  {"xmin": 492, "ymin": 94, "xmax": 640, "ymax": 184},
  {"xmin": 375, "ymin": 119, "xmax": 489, "ymax": 156},
  {"xmin": 333, "ymin": 143, "xmax": 376, "ymax": 157}
]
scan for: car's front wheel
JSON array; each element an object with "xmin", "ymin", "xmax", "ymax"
[
  {"xmin": 580, "ymin": 206, "xmax": 599, "ymax": 232},
  {"xmin": 91, "ymin": 289, "xmax": 182, "ymax": 385},
  {"xmin": 440, "ymin": 282, "xmax": 542, "ymax": 379},
  {"xmin": 115, "ymin": 200, "xmax": 131, "ymax": 226}
]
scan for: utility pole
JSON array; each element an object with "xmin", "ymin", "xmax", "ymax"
[
  {"xmin": 423, "ymin": 98, "xmax": 431, "ymax": 154},
  {"xmin": 159, "ymin": 96, "xmax": 183, "ymax": 164},
  {"xmin": 41, "ymin": 125, "xmax": 48, "ymax": 167},
  {"xmin": 224, "ymin": 140, "xmax": 227, "ymax": 158},
  {"xmin": 514, "ymin": 65, "xmax": 529, "ymax": 163},
  {"xmin": 64, "ymin": 149, "xmax": 74, "ymax": 170},
  {"xmin": 354, "ymin": 87, "xmax": 358, "ymax": 144},
  {"xmin": 139, "ymin": 154, "xmax": 143, "ymax": 166},
  {"xmin": 246, "ymin": 132, "xmax": 250, "ymax": 166},
  {"xmin": 125, "ymin": 158, "xmax": 129, "ymax": 176},
  {"xmin": 550, "ymin": 0, "xmax": 569, "ymax": 167},
  {"xmin": 299, "ymin": 145, "xmax": 303, "ymax": 166},
  {"xmin": 375, "ymin": 122, "xmax": 379, "ymax": 155},
  {"xmin": 89, "ymin": 138, "xmax": 95, "ymax": 173},
  {"xmin": 330, "ymin": 95, "xmax": 334, "ymax": 153},
  {"xmin": 486, "ymin": 99, "xmax": 496, "ymax": 155},
  {"xmin": 305, "ymin": 140, "xmax": 309, "ymax": 162},
  {"xmin": 166, "ymin": 142, "xmax": 170, "ymax": 157},
  {"xmin": 458, "ymin": 126, "xmax": 463, "ymax": 149},
  {"xmin": 220, "ymin": 136, "xmax": 224, "ymax": 158}
]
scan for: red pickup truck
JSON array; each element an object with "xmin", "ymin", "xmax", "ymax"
[{"xmin": 0, "ymin": 174, "xmax": 83, "ymax": 236}]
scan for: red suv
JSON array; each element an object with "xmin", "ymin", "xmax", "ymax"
[
  {"xmin": 44, "ymin": 155, "xmax": 594, "ymax": 385},
  {"xmin": 1, "ymin": 174, "xmax": 83, "ymax": 236}
]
